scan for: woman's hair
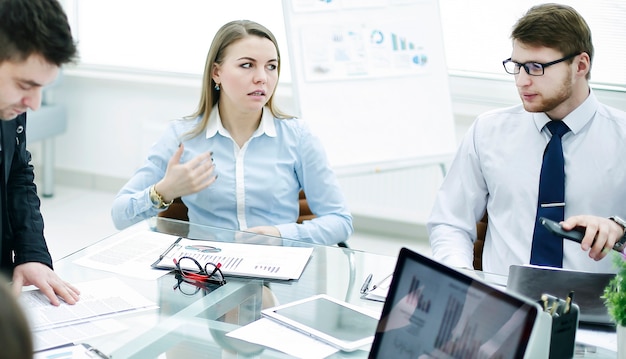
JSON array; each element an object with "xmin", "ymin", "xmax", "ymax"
[
  {"xmin": 511, "ymin": 3, "xmax": 593, "ymax": 80},
  {"xmin": 0, "ymin": 276, "xmax": 33, "ymax": 359},
  {"xmin": 184, "ymin": 20, "xmax": 292, "ymax": 139}
]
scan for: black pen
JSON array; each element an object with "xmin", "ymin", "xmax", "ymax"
[
  {"xmin": 163, "ymin": 237, "xmax": 183, "ymax": 258},
  {"xmin": 360, "ymin": 273, "xmax": 373, "ymax": 294},
  {"xmin": 157, "ymin": 237, "xmax": 183, "ymax": 262},
  {"xmin": 372, "ymin": 273, "xmax": 393, "ymax": 290}
]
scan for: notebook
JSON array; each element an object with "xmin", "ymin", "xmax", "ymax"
[
  {"xmin": 368, "ymin": 248, "xmax": 542, "ymax": 359},
  {"xmin": 506, "ymin": 264, "xmax": 614, "ymax": 326}
]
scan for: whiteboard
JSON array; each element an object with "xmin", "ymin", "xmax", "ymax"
[{"xmin": 282, "ymin": 0, "xmax": 456, "ymax": 170}]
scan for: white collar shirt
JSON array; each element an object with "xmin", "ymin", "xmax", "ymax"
[{"xmin": 428, "ymin": 90, "xmax": 626, "ymax": 275}]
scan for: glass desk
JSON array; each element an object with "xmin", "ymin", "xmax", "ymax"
[
  {"xmin": 50, "ymin": 217, "xmax": 391, "ymax": 358},
  {"xmin": 49, "ymin": 218, "xmax": 616, "ymax": 358}
]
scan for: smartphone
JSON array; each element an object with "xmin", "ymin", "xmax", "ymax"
[
  {"xmin": 540, "ymin": 216, "xmax": 624, "ymax": 252},
  {"xmin": 539, "ymin": 217, "xmax": 584, "ymax": 243}
]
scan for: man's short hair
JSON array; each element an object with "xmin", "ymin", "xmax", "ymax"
[
  {"xmin": 511, "ymin": 3, "xmax": 593, "ymax": 79},
  {"xmin": 0, "ymin": 0, "xmax": 77, "ymax": 65}
]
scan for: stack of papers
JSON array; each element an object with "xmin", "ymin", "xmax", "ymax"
[
  {"xmin": 74, "ymin": 231, "xmax": 180, "ymax": 280},
  {"xmin": 20, "ymin": 277, "xmax": 158, "ymax": 351},
  {"xmin": 74, "ymin": 231, "xmax": 314, "ymax": 281}
]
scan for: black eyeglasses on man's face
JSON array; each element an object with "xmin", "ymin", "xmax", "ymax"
[{"xmin": 502, "ymin": 53, "xmax": 580, "ymax": 76}]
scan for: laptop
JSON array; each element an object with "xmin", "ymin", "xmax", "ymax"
[
  {"xmin": 506, "ymin": 264, "xmax": 614, "ymax": 326},
  {"xmin": 369, "ymin": 248, "xmax": 544, "ymax": 359}
]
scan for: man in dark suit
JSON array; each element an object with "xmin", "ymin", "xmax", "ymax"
[{"xmin": 0, "ymin": 0, "xmax": 80, "ymax": 305}]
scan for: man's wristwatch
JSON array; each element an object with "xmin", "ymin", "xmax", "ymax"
[
  {"xmin": 149, "ymin": 185, "xmax": 173, "ymax": 209},
  {"xmin": 608, "ymin": 216, "xmax": 626, "ymax": 252}
]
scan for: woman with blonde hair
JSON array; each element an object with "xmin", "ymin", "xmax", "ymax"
[{"xmin": 112, "ymin": 20, "xmax": 352, "ymax": 245}]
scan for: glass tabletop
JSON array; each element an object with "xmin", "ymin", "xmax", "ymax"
[
  {"xmin": 47, "ymin": 217, "xmax": 616, "ymax": 358},
  {"xmin": 49, "ymin": 217, "xmax": 391, "ymax": 358}
]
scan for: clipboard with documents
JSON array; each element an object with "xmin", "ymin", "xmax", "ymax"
[{"xmin": 151, "ymin": 237, "xmax": 314, "ymax": 280}]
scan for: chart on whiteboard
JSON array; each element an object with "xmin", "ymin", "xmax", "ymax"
[{"xmin": 282, "ymin": 0, "xmax": 457, "ymax": 169}]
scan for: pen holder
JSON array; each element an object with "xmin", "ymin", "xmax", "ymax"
[{"xmin": 536, "ymin": 297, "xmax": 579, "ymax": 359}]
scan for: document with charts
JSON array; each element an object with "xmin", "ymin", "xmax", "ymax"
[{"xmin": 151, "ymin": 237, "xmax": 314, "ymax": 280}]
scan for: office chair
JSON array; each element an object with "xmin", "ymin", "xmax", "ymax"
[
  {"xmin": 297, "ymin": 190, "xmax": 316, "ymax": 223},
  {"xmin": 155, "ymin": 197, "xmax": 190, "ymax": 237},
  {"xmin": 159, "ymin": 197, "xmax": 189, "ymax": 222},
  {"xmin": 473, "ymin": 212, "xmax": 488, "ymax": 271}
]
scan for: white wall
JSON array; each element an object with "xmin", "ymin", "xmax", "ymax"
[
  {"xmin": 53, "ymin": 74, "xmax": 200, "ymax": 180},
  {"xmin": 46, "ymin": 70, "xmax": 297, "ymax": 187}
]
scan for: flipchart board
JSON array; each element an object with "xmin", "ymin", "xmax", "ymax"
[{"xmin": 281, "ymin": 0, "xmax": 456, "ymax": 172}]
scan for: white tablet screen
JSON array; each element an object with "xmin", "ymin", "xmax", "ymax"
[
  {"xmin": 273, "ymin": 296, "xmax": 378, "ymax": 341},
  {"xmin": 262, "ymin": 294, "xmax": 379, "ymax": 351}
]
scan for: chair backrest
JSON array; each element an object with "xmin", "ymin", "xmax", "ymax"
[
  {"xmin": 156, "ymin": 197, "xmax": 190, "ymax": 237},
  {"xmin": 158, "ymin": 197, "xmax": 189, "ymax": 221},
  {"xmin": 297, "ymin": 190, "xmax": 316, "ymax": 224},
  {"xmin": 296, "ymin": 191, "xmax": 349, "ymax": 248},
  {"xmin": 473, "ymin": 212, "xmax": 488, "ymax": 271}
]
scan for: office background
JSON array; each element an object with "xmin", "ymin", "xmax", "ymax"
[{"xmin": 32, "ymin": 0, "xmax": 626, "ymax": 259}]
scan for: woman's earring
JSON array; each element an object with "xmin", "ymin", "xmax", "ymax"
[{"xmin": 214, "ymin": 83, "xmax": 220, "ymax": 91}]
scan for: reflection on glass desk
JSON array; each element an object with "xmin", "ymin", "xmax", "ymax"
[{"xmin": 49, "ymin": 218, "xmax": 616, "ymax": 358}]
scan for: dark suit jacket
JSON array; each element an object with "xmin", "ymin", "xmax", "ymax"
[{"xmin": 1, "ymin": 113, "xmax": 53, "ymax": 276}]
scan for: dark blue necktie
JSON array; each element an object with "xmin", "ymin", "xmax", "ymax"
[{"xmin": 530, "ymin": 120, "xmax": 570, "ymax": 267}]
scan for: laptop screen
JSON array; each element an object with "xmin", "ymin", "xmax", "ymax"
[
  {"xmin": 506, "ymin": 264, "xmax": 613, "ymax": 325},
  {"xmin": 369, "ymin": 248, "xmax": 538, "ymax": 359}
]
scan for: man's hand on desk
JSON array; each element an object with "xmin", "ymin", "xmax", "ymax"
[
  {"xmin": 12, "ymin": 262, "xmax": 80, "ymax": 306},
  {"xmin": 561, "ymin": 215, "xmax": 625, "ymax": 261}
]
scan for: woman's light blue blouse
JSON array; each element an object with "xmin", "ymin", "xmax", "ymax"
[{"xmin": 111, "ymin": 107, "xmax": 353, "ymax": 245}]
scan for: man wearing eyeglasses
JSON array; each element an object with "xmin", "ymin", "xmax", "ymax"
[
  {"xmin": 0, "ymin": 0, "xmax": 80, "ymax": 305},
  {"xmin": 427, "ymin": 3, "xmax": 626, "ymax": 276}
]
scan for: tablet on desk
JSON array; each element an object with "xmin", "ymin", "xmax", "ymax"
[{"xmin": 261, "ymin": 294, "xmax": 380, "ymax": 352}]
